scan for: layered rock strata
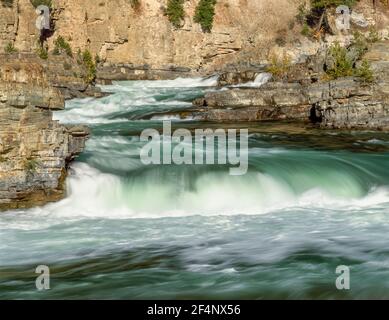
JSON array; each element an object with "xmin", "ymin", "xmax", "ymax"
[
  {"xmin": 191, "ymin": 41, "xmax": 389, "ymax": 129},
  {"xmin": 0, "ymin": 57, "xmax": 89, "ymax": 210},
  {"xmin": 192, "ymin": 77, "xmax": 389, "ymax": 129}
]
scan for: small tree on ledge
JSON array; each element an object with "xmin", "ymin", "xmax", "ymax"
[
  {"xmin": 166, "ymin": 0, "xmax": 185, "ymax": 28},
  {"xmin": 194, "ymin": 0, "xmax": 217, "ymax": 33}
]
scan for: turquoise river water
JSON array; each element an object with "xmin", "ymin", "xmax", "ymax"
[{"xmin": 1, "ymin": 78, "xmax": 389, "ymax": 299}]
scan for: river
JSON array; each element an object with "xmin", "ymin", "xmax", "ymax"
[{"xmin": 1, "ymin": 78, "xmax": 389, "ymax": 299}]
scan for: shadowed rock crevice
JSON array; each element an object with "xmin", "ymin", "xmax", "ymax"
[{"xmin": 309, "ymin": 104, "xmax": 323, "ymax": 124}]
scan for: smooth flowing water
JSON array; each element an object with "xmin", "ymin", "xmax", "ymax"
[{"xmin": 2, "ymin": 78, "xmax": 389, "ymax": 299}]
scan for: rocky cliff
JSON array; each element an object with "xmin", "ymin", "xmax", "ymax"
[
  {"xmin": 2, "ymin": 1, "xmax": 388, "ymax": 75},
  {"xmin": 0, "ymin": 56, "xmax": 89, "ymax": 210},
  {"xmin": 1, "ymin": 0, "xmax": 312, "ymax": 74},
  {"xmin": 189, "ymin": 40, "xmax": 389, "ymax": 129},
  {"xmin": 48, "ymin": 0, "xmax": 303, "ymax": 72},
  {"xmin": 192, "ymin": 77, "xmax": 389, "ymax": 129}
]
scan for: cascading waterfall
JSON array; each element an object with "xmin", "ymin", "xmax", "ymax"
[
  {"xmin": 2, "ymin": 77, "xmax": 389, "ymax": 299},
  {"xmin": 230, "ymin": 72, "xmax": 272, "ymax": 88}
]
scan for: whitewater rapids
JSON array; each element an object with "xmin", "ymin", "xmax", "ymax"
[{"xmin": 2, "ymin": 77, "xmax": 389, "ymax": 299}]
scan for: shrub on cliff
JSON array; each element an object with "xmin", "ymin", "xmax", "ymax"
[
  {"xmin": 298, "ymin": 0, "xmax": 359, "ymax": 36},
  {"xmin": 36, "ymin": 46, "xmax": 48, "ymax": 59},
  {"xmin": 301, "ymin": 23, "xmax": 313, "ymax": 37},
  {"xmin": 130, "ymin": 0, "xmax": 140, "ymax": 9},
  {"xmin": 24, "ymin": 158, "xmax": 40, "ymax": 174},
  {"xmin": 326, "ymin": 42, "xmax": 374, "ymax": 82},
  {"xmin": 53, "ymin": 36, "xmax": 73, "ymax": 57},
  {"xmin": 266, "ymin": 54, "xmax": 292, "ymax": 81},
  {"xmin": 166, "ymin": 0, "xmax": 185, "ymax": 28},
  {"xmin": 296, "ymin": 2, "xmax": 308, "ymax": 24},
  {"xmin": 80, "ymin": 50, "xmax": 96, "ymax": 84},
  {"xmin": 366, "ymin": 27, "xmax": 381, "ymax": 43},
  {"xmin": 350, "ymin": 29, "xmax": 380, "ymax": 61},
  {"xmin": 355, "ymin": 60, "xmax": 374, "ymax": 83},
  {"xmin": 4, "ymin": 42, "xmax": 18, "ymax": 54},
  {"xmin": 194, "ymin": 0, "xmax": 217, "ymax": 32},
  {"xmin": 311, "ymin": 0, "xmax": 358, "ymax": 9},
  {"xmin": 30, "ymin": 0, "xmax": 52, "ymax": 8},
  {"xmin": 326, "ymin": 42, "xmax": 354, "ymax": 79},
  {"xmin": 351, "ymin": 31, "xmax": 369, "ymax": 58},
  {"xmin": 1, "ymin": 0, "xmax": 14, "ymax": 7}
]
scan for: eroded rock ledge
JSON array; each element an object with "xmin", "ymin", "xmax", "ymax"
[
  {"xmin": 192, "ymin": 41, "xmax": 389, "ymax": 130},
  {"xmin": 0, "ymin": 53, "xmax": 104, "ymax": 99},
  {"xmin": 0, "ymin": 58, "xmax": 89, "ymax": 210},
  {"xmin": 193, "ymin": 78, "xmax": 389, "ymax": 129}
]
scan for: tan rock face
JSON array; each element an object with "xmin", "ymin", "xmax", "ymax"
[
  {"xmin": 0, "ymin": 1, "xmax": 18, "ymax": 50},
  {"xmin": 1, "ymin": 0, "xmax": 304, "ymax": 72},
  {"xmin": 1, "ymin": 0, "xmax": 388, "ymax": 73},
  {"xmin": 0, "ymin": 56, "xmax": 89, "ymax": 210},
  {"xmin": 60, "ymin": 0, "xmax": 304, "ymax": 70},
  {"xmin": 0, "ymin": 0, "xmax": 37, "ymax": 51},
  {"xmin": 0, "ymin": 58, "xmax": 64, "ymax": 108}
]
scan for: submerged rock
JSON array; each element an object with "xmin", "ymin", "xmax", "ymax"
[{"xmin": 0, "ymin": 58, "xmax": 89, "ymax": 211}]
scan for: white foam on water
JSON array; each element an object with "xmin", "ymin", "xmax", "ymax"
[
  {"xmin": 53, "ymin": 76, "xmax": 213, "ymax": 124},
  {"xmin": 364, "ymin": 139, "xmax": 389, "ymax": 145},
  {"xmin": 150, "ymin": 115, "xmax": 182, "ymax": 120},
  {"xmin": 5, "ymin": 77, "xmax": 389, "ymax": 227},
  {"xmin": 3, "ymin": 162, "xmax": 387, "ymax": 227},
  {"xmin": 230, "ymin": 73, "xmax": 272, "ymax": 88},
  {"xmin": 53, "ymin": 97, "xmax": 131, "ymax": 124},
  {"xmin": 150, "ymin": 114, "xmax": 196, "ymax": 121},
  {"xmin": 108, "ymin": 75, "xmax": 220, "ymax": 90}
]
